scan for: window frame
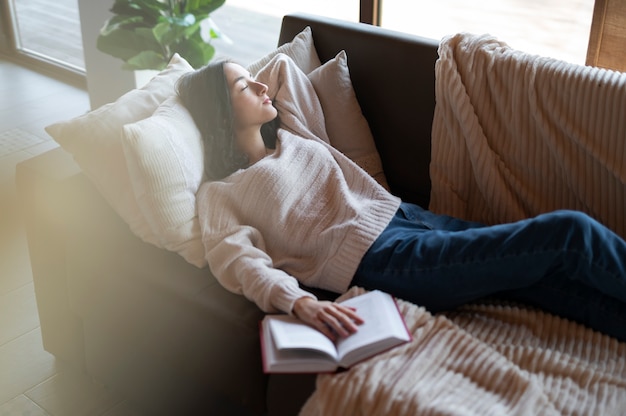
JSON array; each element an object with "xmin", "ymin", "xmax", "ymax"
[{"xmin": 360, "ymin": 0, "xmax": 381, "ymax": 25}]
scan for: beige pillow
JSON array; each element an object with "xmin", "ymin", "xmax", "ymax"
[
  {"xmin": 122, "ymin": 96, "xmax": 206, "ymax": 268},
  {"xmin": 247, "ymin": 26, "xmax": 321, "ymax": 76},
  {"xmin": 45, "ymin": 54, "xmax": 194, "ymax": 245},
  {"xmin": 308, "ymin": 50, "xmax": 389, "ymax": 189}
]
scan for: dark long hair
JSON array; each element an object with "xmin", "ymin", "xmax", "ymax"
[{"xmin": 176, "ymin": 60, "xmax": 279, "ymax": 180}]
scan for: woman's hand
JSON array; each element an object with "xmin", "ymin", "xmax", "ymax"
[{"xmin": 292, "ymin": 297, "xmax": 364, "ymax": 341}]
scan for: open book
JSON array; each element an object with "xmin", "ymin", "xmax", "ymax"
[{"xmin": 260, "ymin": 290, "xmax": 411, "ymax": 373}]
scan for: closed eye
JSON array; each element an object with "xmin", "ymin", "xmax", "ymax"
[{"xmin": 233, "ymin": 73, "xmax": 252, "ymax": 91}]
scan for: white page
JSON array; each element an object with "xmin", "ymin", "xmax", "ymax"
[
  {"xmin": 268, "ymin": 315, "xmax": 338, "ymax": 360},
  {"xmin": 262, "ymin": 318, "xmax": 338, "ymax": 373},
  {"xmin": 336, "ymin": 291, "xmax": 409, "ymax": 362}
]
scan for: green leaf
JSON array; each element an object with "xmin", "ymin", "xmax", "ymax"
[
  {"xmin": 100, "ymin": 15, "xmax": 143, "ymax": 36},
  {"xmin": 97, "ymin": 27, "xmax": 161, "ymax": 61},
  {"xmin": 130, "ymin": 0, "xmax": 169, "ymax": 18},
  {"xmin": 175, "ymin": 37, "xmax": 214, "ymax": 68},
  {"xmin": 111, "ymin": 0, "xmax": 168, "ymax": 25},
  {"xmin": 123, "ymin": 50, "xmax": 167, "ymax": 70},
  {"xmin": 187, "ymin": 0, "xmax": 225, "ymax": 15},
  {"xmin": 173, "ymin": 13, "xmax": 196, "ymax": 26}
]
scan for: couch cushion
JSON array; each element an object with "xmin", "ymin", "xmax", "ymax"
[{"xmin": 308, "ymin": 50, "xmax": 389, "ymax": 189}]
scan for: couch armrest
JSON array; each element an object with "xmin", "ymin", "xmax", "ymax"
[{"xmin": 16, "ymin": 147, "xmax": 86, "ymax": 368}]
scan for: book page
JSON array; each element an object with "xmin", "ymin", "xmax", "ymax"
[
  {"xmin": 267, "ymin": 315, "xmax": 338, "ymax": 360},
  {"xmin": 336, "ymin": 290, "xmax": 410, "ymax": 366},
  {"xmin": 261, "ymin": 317, "xmax": 339, "ymax": 373}
]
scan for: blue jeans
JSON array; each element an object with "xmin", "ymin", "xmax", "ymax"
[{"xmin": 352, "ymin": 203, "xmax": 626, "ymax": 341}]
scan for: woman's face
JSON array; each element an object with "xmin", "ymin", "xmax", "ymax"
[{"xmin": 224, "ymin": 62, "xmax": 277, "ymax": 132}]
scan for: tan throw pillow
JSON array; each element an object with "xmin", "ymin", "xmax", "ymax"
[
  {"xmin": 45, "ymin": 54, "xmax": 194, "ymax": 245},
  {"xmin": 308, "ymin": 50, "xmax": 389, "ymax": 189},
  {"xmin": 247, "ymin": 26, "xmax": 321, "ymax": 76}
]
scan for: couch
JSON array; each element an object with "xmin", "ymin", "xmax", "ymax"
[
  {"xmin": 17, "ymin": 11, "xmax": 626, "ymax": 416},
  {"xmin": 17, "ymin": 13, "xmax": 439, "ymax": 415}
]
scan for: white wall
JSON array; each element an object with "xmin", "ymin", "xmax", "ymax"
[{"xmin": 77, "ymin": 0, "xmax": 137, "ymax": 109}]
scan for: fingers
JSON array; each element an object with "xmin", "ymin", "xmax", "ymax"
[
  {"xmin": 294, "ymin": 298, "xmax": 365, "ymax": 341},
  {"xmin": 316, "ymin": 303, "xmax": 364, "ymax": 340},
  {"xmin": 314, "ymin": 320, "xmax": 337, "ymax": 341},
  {"xmin": 342, "ymin": 306, "xmax": 365, "ymax": 325}
]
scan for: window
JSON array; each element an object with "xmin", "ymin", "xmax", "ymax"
[
  {"xmin": 9, "ymin": 0, "xmax": 85, "ymax": 71},
  {"xmin": 211, "ymin": 0, "xmax": 360, "ymax": 65},
  {"xmin": 380, "ymin": 0, "xmax": 595, "ymax": 64}
]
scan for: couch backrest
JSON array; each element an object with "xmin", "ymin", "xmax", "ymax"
[{"xmin": 279, "ymin": 13, "xmax": 440, "ymax": 207}]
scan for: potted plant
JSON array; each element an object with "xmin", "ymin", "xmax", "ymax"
[{"xmin": 97, "ymin": 0, "xmax": 226, "ymax": 70}]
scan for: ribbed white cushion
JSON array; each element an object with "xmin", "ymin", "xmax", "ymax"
[{"xmin": 122, "ymin": 96, "xmax": 206, "ymax": 267}]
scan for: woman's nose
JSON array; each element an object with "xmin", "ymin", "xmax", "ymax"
[{"xmin": 255, "ymin": 81, "xmax": 268, "ymax": 95}]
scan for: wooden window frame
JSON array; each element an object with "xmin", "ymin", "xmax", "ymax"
[
  {"xmin": 586, "ymin": 0, "xmax": 626, "ymax": 71},
  {"xmin": 360, "ymin": 0, "xmax": 381, "ymax": 25}
]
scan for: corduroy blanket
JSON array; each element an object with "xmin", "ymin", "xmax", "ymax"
[
  {"xmin": 300, "ymin": 287, "xmax": 626, "ymax": 415},
  {"xmin": 429, "ymin": 33, "xmax": 626, "ymax": 238},
  {"xmin": 300, "ymin": 36, "xmax": 626, "ymax": 414}
]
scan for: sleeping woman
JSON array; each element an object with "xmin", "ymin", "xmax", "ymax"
[{"xmin": 176, "ymin": 54, "xmax": 626, "ymax": 342}]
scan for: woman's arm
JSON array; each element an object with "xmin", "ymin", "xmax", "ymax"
[
  {"xmin": 203, "ymin": 223, "xmax": 316, "ymax": 314},
  {"xmin": 292, "ymin": 297, "xmax": 364, "ymax": 341}
]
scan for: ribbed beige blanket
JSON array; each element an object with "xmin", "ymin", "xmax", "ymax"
[
  {"xmin": 429, "ymin": 33, "xmax": 626, "ymax": 238},
  {"xmin": 300, "ymin": 287, "xmax": 626, "ymax": 415}
]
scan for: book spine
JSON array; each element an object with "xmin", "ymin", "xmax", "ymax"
[{"xmin": 259, "ymin": 320, "xmax": 270, "ymax": 374}]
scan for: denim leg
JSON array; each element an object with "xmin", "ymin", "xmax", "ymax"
[
  {"xmin": 352, "ymin": 203, "xmax": 626, "ymax": 340},
  {"xmin": 500, "ymin": 275, "xmax": 626, "ymax": 342}
]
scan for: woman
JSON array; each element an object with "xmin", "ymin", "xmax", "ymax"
[{"xmin": 177, "ymin": 56, "xmax": 626, "ymax": 342}]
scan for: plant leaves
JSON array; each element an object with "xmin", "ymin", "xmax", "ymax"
[
  {"xmin": 98, "ymin": 0, "xmax": 224, "ymax": 70},
  {"xmin": 97, "ymin": 27, "xmax": 161, "ymax": 61},
  {"xmin": 175, "ymin": 36, "xmax": 215, "ymax": 68}
]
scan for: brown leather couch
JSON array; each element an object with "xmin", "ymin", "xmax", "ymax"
[{"xmin": 17, "ymin": 13, "xmax": 439, "ymax": 415}]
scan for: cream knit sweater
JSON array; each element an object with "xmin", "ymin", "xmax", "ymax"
[{"xmin": 196, "ymin": 130, "xmax": 400, "ymax": 314}]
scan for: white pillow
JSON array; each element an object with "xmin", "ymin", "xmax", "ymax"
[
  {"xmin": 122, "ymin": 96, "xmax": 206, "ymax": 268},
  {"xmin": 308, "ymin": 50, "xmax": 389, "ymax": 189},
  {"xmin": 45, "ymin": 54, "xmax": 194, "ymax": 245},
  {"xmin": 247, "ymin": 26, "xmax": 321, "ymax": 76}
]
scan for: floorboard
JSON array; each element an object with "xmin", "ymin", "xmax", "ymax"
[{"xmin": 0, "ymin": 329, "xmax": 59, "ymax": 405}]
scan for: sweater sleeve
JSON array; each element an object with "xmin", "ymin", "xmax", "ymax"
[
  {"xmin": 201, "ymin": 217, "xmax": 317, "ymax": 314},
  {"xmin": 255, "ymin": 53, "xmax": 330, "ymax": 144}
]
